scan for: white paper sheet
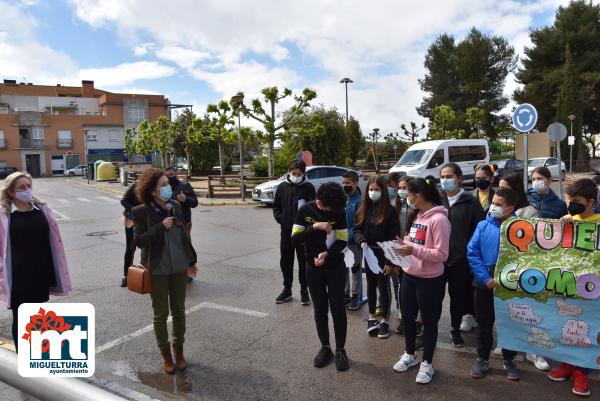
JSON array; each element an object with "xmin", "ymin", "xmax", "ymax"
[
  {"xmin": 377, "ymin": 241, "xmax": 412, "ymax": 267},
  {"xmin": 297, "ymin": 199, "xmax": 306, "ymax": 210},
  {"xmin": 362, "ymin": 247, "xmax": 383, "ymax": 274},
  {"xmin": 343, "ymin": 247, "xmax": 356, "ymax": 268},
  {"xmin": 325, "ymin": 231, "xmax": 336, "ymax": 249}
]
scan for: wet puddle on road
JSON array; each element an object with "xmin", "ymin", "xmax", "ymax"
[{"xmin": 137, "ymin": 371, "xmax": 193, "ymax": 395}]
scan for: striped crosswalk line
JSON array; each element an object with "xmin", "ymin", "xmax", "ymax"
[
  {"xmin": 76, "ymin": 197, "xmax": 91, "ymax": 202},
  {"xmin": 56, "ymin": 198, "xmax": 73, "ymax": 205},
  {"xmin": 97, "ymin": 196, "xmax": 119, "ymax": 203}
]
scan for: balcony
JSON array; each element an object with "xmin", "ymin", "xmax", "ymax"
[
  {"xmin": 19, "ymin": 138, "xmax": 46, "ymax": 149},
  {"xmin": 57, "ymin": 138, "xmax": 73, "ymax": 149}
]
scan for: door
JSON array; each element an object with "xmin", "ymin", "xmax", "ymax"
[
  {"xmin": 425, "ymin": 149, "xmax": 445, "ymax": 178},
  {"xmin": 25, "ymin": 154, "xmax": 41, "ymax": 177},
  {"xmin": 51, "ymin": 155, "xmax": 65, "ymax": 176}
]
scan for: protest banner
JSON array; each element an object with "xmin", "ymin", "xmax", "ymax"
[{"xmin": 494, "ymin": 217, "xmax": 600, "ymax": 369}]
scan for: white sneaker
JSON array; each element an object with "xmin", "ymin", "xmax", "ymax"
[
  {"xmin": 393, "ymin": 352, "xmax": 419, "ymax": 372},
  {"xmin": 526, "ymin": 353, "xmax": 550, "ymax": 371},
  {"xmin": 460, "ymin": 314, "xmax": 477, "ymax": 332},
  {"xmin": 416, "ymin": 361, "xmax": 435, "ymax": 384},
  {"xmin": 492, "ymin": 347, "xmax": 503, "ymax": 356}
]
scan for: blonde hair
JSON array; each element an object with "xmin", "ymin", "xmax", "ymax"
[{"xmin": 1, "ymin": 171, "xmax": 43, "ymax": 213}]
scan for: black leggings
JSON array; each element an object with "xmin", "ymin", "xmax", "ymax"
[
  {"xmin": 445, "ymin": 261, "xmax": 474, "ymax": 330},
  {"xmin": 401, "ymin": 272, "xmax": 445, "ymax": 363},
  {"xmin": 124, "ymin": 226, "xmax": 134, "ymax": 277},
  {"xmin": 474, "ymin": 286, "xmax": 516, "ymax": 361},
  {"xmin": 366, "ymin": 267, "xmax": 390, "ymax": 319},
  {"xmin": 307, "ymin": 266, "xmax": 347, "ymax": 349}
]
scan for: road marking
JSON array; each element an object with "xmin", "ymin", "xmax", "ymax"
[
  {"xmin": 97, "ymin": 196, "xmax": 119, "ymax": 203},
  {"xmin": 96, "ymin": 302, "xmax": 268, "ymax": 354},
  {"xmin": 52, "ymin": 209, "xmax": 70, "ymax": 221},
  {"xmin": 56, "ymin": 198, "xmax": 73, "ymax": 205},
  {"xmin": 88, "ymin": 376, "xmax": 160, "ymax": 401},
  {"xmin": 76, "ymin": 197, "xmax": 91, "ymax": 202}
]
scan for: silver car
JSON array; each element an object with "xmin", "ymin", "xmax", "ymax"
[{"xmin": 252, "ymin": 165, "xmax": 367, "ymax": 205}]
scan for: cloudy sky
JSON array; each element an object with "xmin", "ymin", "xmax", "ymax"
[{"xmin": 0, "ymin": 0, "xmax": 588, "ymax": 134}]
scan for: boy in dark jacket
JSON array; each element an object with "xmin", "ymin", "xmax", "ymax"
[
  {"xmin": 120, "ymin": 181, "xmax": 139, "ymax": 287},
  {"xmin": 273, "ymin": 160, "xmax": 316, "ymax": 304},
  {"xmin": 164, "ymin": 167, "xmax": 199, "ymax": 237},
  {"xmin": 292, "ymin": 183, "xmax": 349, "ymax": 371},
  {"xmin": 342, "ymin": 171, "xmax": 362, "ymax": 310}
]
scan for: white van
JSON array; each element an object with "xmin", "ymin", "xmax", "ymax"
[{"xmin": 389, "ymin": 139, "xmax": 489, "ymax": 181}]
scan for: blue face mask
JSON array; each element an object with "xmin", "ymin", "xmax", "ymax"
[
  {"xmin": 440, "ymin": 178, "xmax": 457, "ymax": 193},
  {"xmin": 159, "ymin": 185, "xmax": 172, "ymax": 202},
  {"xmin": 388, "ymin": 187, "xmax": 397, "ymax": 199}
]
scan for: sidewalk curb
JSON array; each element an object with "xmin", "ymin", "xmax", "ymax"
[{"xmin": 66, "ymin": 179, "xmax": 125, "ymax": 197}]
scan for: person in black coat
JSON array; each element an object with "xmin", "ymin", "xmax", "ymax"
[
  {"xmin": 439, "ymin": 163, "xmax": 485, "ymax": 347},
  {"xmin": 272, "ymin": 160, "xmax": 316, "ymax": 305},
  {"xmin": 164, "ymin": 167, "xmax": 198, "ymax": 237},
  {"xmin": 120, "ymin": 181, "xmax": 140, "ymax": 287}
]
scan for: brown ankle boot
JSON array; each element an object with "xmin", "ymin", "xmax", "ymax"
[
  {"xmin": 173, "ymin": 344, "xmax": 187, "ymax": 371},
  {"xmin": 160, "ymin": 346, "xmax": 176, "ymax": 374}
]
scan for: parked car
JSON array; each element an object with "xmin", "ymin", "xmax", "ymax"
[
  {"xmin": 63, "ymin": 165, "xmax": 87, "ymax": 177},
  {"xmin": 527, "ymin": 157, "xmax": 566, "ymax": 180},
  {"xmin": 389, "ymin": 139, "xmax": 489, "ymax": 182},
  {"xmin": 252, "ymin": 165, "xmax": 367, "ymax": 205},
  {"xmin": 0, "ymin": 167, "xmax": 18, "ymax": 179},
  {"xmin": 493, "ymin": 159, "xmax": 524, "ymax": 184}
]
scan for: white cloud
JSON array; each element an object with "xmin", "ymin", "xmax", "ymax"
[
  {"xmin": 79, "ymin": 61, "xmax": 176, "ymax": 87},
  {"xmin": 155, "ymin": 46, "xmax": 211, "ymax": 69},
  {"xmin": 133, "ymin": 42, "xmax": 155, "ymax": 56}
]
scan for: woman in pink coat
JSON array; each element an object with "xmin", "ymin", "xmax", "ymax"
[{"xmin": 0, "ymin": 172, "xmax": 71, "ymax": 351}]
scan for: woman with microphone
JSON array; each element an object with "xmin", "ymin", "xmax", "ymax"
[{"xmin": 133, "ymin": 168, "xmax": 198, "ymax": 374}]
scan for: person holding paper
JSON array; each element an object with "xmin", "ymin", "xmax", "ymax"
[
  {"xmin": 273, "ymin": 160, "xmax": 316, "ymax": 305},
  {"xmin": 291, "ymin": 183, "xmax": 349, "ymax": 371},
  {"xmin": 353, "ymin": 176, "xmax": 400, "ymax": 340},
  {"xmin": 342, "ymin": 171, "xmax": 363, "ymax": 311},
  {"xmin": 391, "ymin": 178, "xmax": 450, "ymax": 385}
]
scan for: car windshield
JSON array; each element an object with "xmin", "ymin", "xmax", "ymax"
[
  {"xmin": 495, "ymin": 160, "xmax": 507, "ymax": 168},
  {"xmin": 528, "ymin": 159, "xmax": 545, "ymax": 167},
  {"xmin": 396, "ymin": 149, "xmax": 432, "ymax": 166}
]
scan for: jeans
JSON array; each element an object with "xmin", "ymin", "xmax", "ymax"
[
  {"xmin": 151, "ymin": 271, "xmax": 188, "ymax": 349},
  {"xmin": 474, "ymin": 286, "xmax": 516, "ymax": 361},
  {"xmin": 344, "ymin": 243, "xmax": 362, "ymax": 296},
  {"xmin": 280, "ymin": 229, "xmax": 307, "ymax": 290}
]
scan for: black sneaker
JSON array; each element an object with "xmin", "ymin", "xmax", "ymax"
[
  {"xmin": 300, "ymin": 290, "xmax": 310, "ymax": 305},
  {"xmin": 416, "ymin": 321, "xmax": 424, "ymax": 337},
  {"xmin": 275, "ymin": 287, "xmax": 292, "ymax": 304},
  {"xmin": 344, "ymin": 293, "xmax": 351, "ymax": 305},
  {"xmin": 335, "ymin": 348, "xmax": 349, "ymax": 371},
  {"xmin": 378, "ymin": 322, "xmax": 390, "ymax": 339},
  {"xmin": 313, "ymin": 346, "xmax": 333, "ymax": 368},
  {"xmin": 450, "ymin": 329, "xmax": 464, "ymax": 348},
  {"xmin": 396, "ymin": 319, "xmax": 405, "ymax": 335},
  {"xmin": 415, "ymin": 337, "xmax": 424, "ymax": 351},
  {"xmin": 120, "ymin": 277, "xmax": 127, "ymax": 288},
  {"xmin": 367, "ymin": 319, "xmax": 379, "ymax": 336},
  {"xmin": 348, "ymin": 295, "xmax": 360, "ymax": 311}
]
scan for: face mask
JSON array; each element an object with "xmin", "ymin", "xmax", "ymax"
[
  {"xmin": 368, "ymin": 190, "xmax": 381, "ymax": 202},
  {"xmin": 567, "ymin": 201, "xmax": 586, "ymax": 216},
  {"xmin": 168, "ymin": 176, "xmax": 179, "ymax": 186},
  {"xmin": 343, "ymin": 185, "xmax": 354, "ymax": 195},
  {"xmin": 15, "ymin": 188, "xmax": 33, "ymax": 203},
  {"xmin": 398, "ymin": 189, "xmax": 408, "ymax": 200},
  {"xmin": 388, "ymin": 187, "xmax": 397, "ymax": 199},
  {"xmin": 159, "ymin": 185, "xmax": 172, "ymax": 202},
  {"xmin": 289, "ymin": 174, "xmax": 303, "ymax": 184},
  {"xmin": 489, "ymin": 205, "xmax": 506, "ymax": 220},
  {"xmin": 533, "ymin": 179, "xmax": 549, "ymax": 194},
  {"xmin": 407, "ymin": 195, "xmax": 417, "ymax": 209},
  {"xmin": 440, "ymin": 178, "xmax": 457, "ymax": 193},
  {"xmin": 476, "ymin": 178, "xmax": 491, "ymax": 190}
]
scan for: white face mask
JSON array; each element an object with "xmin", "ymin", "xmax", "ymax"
[
  {"xmin": 398, "ymin": 189, "xmax": 408, "ymax": 200},
  {"xmin": 368, "ymin": 190, "xmax": 381, "ymax": 202},
  {"xmin": 289, "ymin": 174, "xmax": 303, "ymax": 184},
  {"xmin": 533, "ymin": 179, "xmax": 548, "ymax": 194},
  {"xmin": 407, "ymin": 195, "xmax": 417, "ymax": 209},
  {"xmin": 489, "ymin": 205, "xmax": 506, "ymax": 220}
]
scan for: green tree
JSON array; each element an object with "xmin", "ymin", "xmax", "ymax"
[
  {"xmin": 238, "ymin": 87, "xmax": 316, "ymax": 177},
  {"xmin": 128, "ymin": 117, "xmax": 178, "ymax": 167},
  {"xmin": 386, "ymin": 122, "xmax": 426, "ymax": 144},
  {"xmin": 172, "ymin": 108, "xmax": 204, "ymax": 176},
  {"xmin": 555, "ymin": 43, "xmax": 582, "ymax": 161},
  {"xmin": 206, "ymin": 100, "xmax": 237, "ymax": 181},
  {"xmin": 466, "ymin": 107, "xmax": 486, "ymax": 138},
  {"xmin": 346, "ymin": 117, "xmax": 365, "ymax": 164},
  {"xmin": 430, "ymin": 105, "xmax": 456, "ymax": 139}
]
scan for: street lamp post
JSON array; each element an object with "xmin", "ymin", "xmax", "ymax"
[
  {"xmin": 568, "ymin": 114, "xmax": 576, "ymax": 173},
  {"xmin": 372, "ymin": 128, "xmax": 380, "ymax": 173},
  {"xmin": 231, "ymin": 94, "xmax": 245, "ymax": 201},
  {"xmin": 339, "ymin": 78, "xmax": 353, "ymax": 125}
]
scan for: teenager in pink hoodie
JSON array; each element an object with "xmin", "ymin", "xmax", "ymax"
[{"xmin": 391, "ymin": 178, "xmax": 450, "ymax": 385}]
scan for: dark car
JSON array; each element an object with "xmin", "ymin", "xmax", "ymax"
[
  {"xmin": 493, "ymin": 159, "xmax": 524, "ymax": 184},
  {"xmin": 0, "ymin": 167, "xmax": 18, "ymax": 179}
]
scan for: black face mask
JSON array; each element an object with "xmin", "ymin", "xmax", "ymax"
[
  {"xmin": 567, "ymin": 201, "xmax": 586, "ymax": 216},
  {"xmin": 476, "ymin": 178, "xmax": 491, "ymax": 190},
  {"xmin": 343, "ymin": 185, "xmax": 354, "ymax": 195},
  {"xmin": 168, "ymin": 176, "xmax": 179, "ymax": 186}
]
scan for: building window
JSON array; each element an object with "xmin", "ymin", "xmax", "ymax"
[
  {"xmin": 127, "ymin": 107, "xmax": 146, "ymax": 124},
  {"xmin": 0, "ymin": 130, "xmax": 5, "ymax": 148},
  {"xmin": 58, "ymin": 130, "xmax": 73, "ymax": 148},
  {"xmin": 108, "ymin": 130, "xmax": 121, "ymax": 142},
  {"xmin": 31, "ymin": 127, "xmax": 44, "ymax": 147}
]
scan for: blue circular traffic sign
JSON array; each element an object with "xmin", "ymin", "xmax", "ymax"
[{"xmin": 513, "ymin": 103, "xmax": 538, "ymax": 133}]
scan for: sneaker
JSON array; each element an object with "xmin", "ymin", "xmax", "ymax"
[
  {"xmin": 548, "ymin": 362, "xmax": 574, "ymax": 382},
  {"xmin": 395, "ymin": 319, "xmax": 405, "ymax": 335},
  {"xmin": 416, "ymin": 362, "xmax": 435, "ymax": 384},
  {"xmin": 504, "ymin": 360, "xmax": 520, "ymax": 381},
  {"xmin": 275, "ymin": 287, "xmax": 292, "ymax": 304},
  {"xmin": 525, "ymin": 353, "xmax": 550, "ymax": 371},
  {"xmin": 375, "ymin": 306, "xmax": 384, "ymax": 317},
  {"xmin": 300, "ymin": 290, "xmax": 310, "ymax": 305},
  {"xmin": 313, "ymin": 346, "xmax": 333, "ymax": 368},
  {"xmin": 572, "ymin": 369, "xmax": 591, "ymax": 397},
  {"xmin": 492, "ymin": 347, "xmax": 503, "ymax": 356},
  {"xmin": 415, "ymin": 337, "xmax": 424, "ymax": 351},
  {"xmin": 120, "ymin": 277, "xmax": 127, "ymax": 287},
  {"xmin": 344, "ymin": 293, "xmax": 351, "ymax": 305},
  {"xmin": 186, "ymin": 275, "xmax": 193, "ymax": 283},
  {"xmin": 460, "ymin": 314, "xmax": 477, "ymax": 332},
  {"xmin": 335, "ymin": 348, "xmax": 349, "ymax": 371},
  {"xmin": 348, "ymin": 295, "xmax": 360, "ymax": 311},
  {"xmin": 393, "ymin": 352, "xmax": 419, "ymax": 372},
  {"xmin": 378, "ymin": 322, "xmax": 390, "ymax": 339},
  {"xmin": 367, "ymin": 319, "xmax": 379, "ymax": 337},
  {"xmin": 470, "ymin": 358, "xmax": 489, "ymax": 379},
  {"xmin": 416, "ymin": 321, "xmax": 424, "ymax": 337},
  {"xmin": 450, "ymin": 329, "xmax": 464, "ymax": 348}
]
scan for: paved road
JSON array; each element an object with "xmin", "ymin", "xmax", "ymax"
[{"xmin": 0, "ymin": 177, "xmax": 595, "ymax": 401}]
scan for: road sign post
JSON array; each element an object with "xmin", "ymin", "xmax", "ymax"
[
  {"xmin": 568, "ymin": 135, "xmax": 575, "ymax": 172},
  {"xmin": 513, "ymin": 104, "xmax": 538, "ymax": 190},
  {"xmin": 547, "ymin": 122, "xmax": 567, "ymax": 200}
]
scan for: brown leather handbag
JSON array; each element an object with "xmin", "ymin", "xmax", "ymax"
[{"xmin": 127, "ymin": 210, "xmax": 153, "ymax": 294}]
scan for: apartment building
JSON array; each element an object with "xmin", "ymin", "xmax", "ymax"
[{"xmin": 0, "ymin": 79, "xmax": 168, "ymax": 176}]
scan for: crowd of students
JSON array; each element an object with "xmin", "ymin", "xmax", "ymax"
[{"xmin": 276, "ymin": 158, "xmax": 597, "ymax": 397}]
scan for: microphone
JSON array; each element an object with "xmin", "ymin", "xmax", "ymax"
[{"xmin": 165, "ymin": 202, "xmax": 173, "ymax": 217}]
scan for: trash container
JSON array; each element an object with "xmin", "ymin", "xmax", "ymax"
[{"xmin": 87, "ymin": 162, "xmax": 95, "ymax": 180}]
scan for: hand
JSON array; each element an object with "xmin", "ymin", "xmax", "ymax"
[
  {"xmin": 486, "ymin": 279, "xmax": 496, "ymax": 289},
  {"xmin": 314, "ymin": 251, "xmax": 328, "ymax": 267},
  {"xmin": 383, "ymin": 265, "xmax": 399, "ymax": 276},
  {"xmin": 312, "ymin": 222, "xmax": 333, "ymax": 233},
  {"xmin": 393, "ymin": 235, "xmax": 405, "ymax": 245},
  {"xmin": 162, "ymin": 217, "xmax": 175, "ymax": 230},
  {"xmin": 561, "ymin": 214, "xmax": 574, "ymax": 223},
  {"xmin": 187, "ymin": 264, "xmax": 198, "ymax": 279},
  {"xmin": 397, "ymin": 244, "xmax": 413, "ymax": 256},
  {"xmin": 176, "ymin": 191, "xmax": 186, "ymax": 202},
  {"xmin": 360, "ymin": 242, "xmax": 368, "ymax": 250}
]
